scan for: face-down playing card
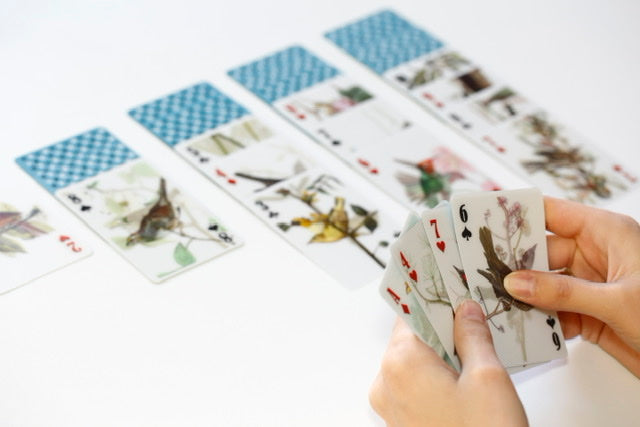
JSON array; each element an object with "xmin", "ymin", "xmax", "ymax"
[
  {"xmin": 390, "ymin": 216, "xmax": 459, "ymax": 370},
  {"xmin": 129, "ymin": 82, "xmax": 317, "ymax": 198},
  {"xmin": 227, "ymin": 46, "xmax": 501, "ymax": 210},
  {"xmin": 450, "ymin": 188, "xmax": 566, "ymax": 368},
  {"xmin": 325, "ymin": 9, "xmax": 638, "ymax": 204},
  {"xmin": 16, "ymin": 128, "xmax": 241, "ymax": 283},
  {"xmin": 379, "ymin": 213, "xmax": 454, "ymax": 366},
  {"xmin": 0, "ymin": 186, "xmax": 92, "ymax": 294}
]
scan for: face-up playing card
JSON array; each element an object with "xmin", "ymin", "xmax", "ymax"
[
  {"xmin": 356, "ymin": 126, "xmax": 500, "ymax": 208},
  {"xmin": 227, "ymin": 46, "xmax": 501, "ymax": 209},
  {"xmin": 325, "ymin": 9, "xmax": 638, "ymax": 204},
  {"xmin": 16, "ymin": 128, "xmax": 241, "ymax": 283},
  {"xmin": 129, "ymin": 83, "xmax": 316, "ymax": 199},
  {"xmin": 129, "ymin": 82, "xmax": 403, "ymax": 288},
  {"xmin": 247, "ymin": 167, "xmax": 401, "ymax": 288},
  {"xmin": 0, "ymin": 186, "xmax": 92, "ymax": 294},
  {"xmin": 450, "ymin": 189, "xmax": 566, "ymax": 367},
  {"xmin": 421, "ymin": 201, "xmax": 470, "ymax": 309},
  {"xmin": 390, "ymin": 217, "xmax": 459, "ymax": 369},
  {"xmin": 379, "ymin": 213, "xmax": 453, "ymax": 367}
]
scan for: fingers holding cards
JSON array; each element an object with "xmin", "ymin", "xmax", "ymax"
[{"xmin": 379, "ymin": 189, "xmax": 567, "ymax": 372}]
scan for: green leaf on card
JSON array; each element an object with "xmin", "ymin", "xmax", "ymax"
[{"xmin": 173, "ymin": 243, "xmax": 196, "ymax": 267}]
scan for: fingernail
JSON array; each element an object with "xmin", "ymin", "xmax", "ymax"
[
  {"xmin": 456, "ymin": 299, "xmax": 484, "ymax": 322},
  {"xmin": 504, "ymin": 272, "xmax": 535, "ymax": 298}
]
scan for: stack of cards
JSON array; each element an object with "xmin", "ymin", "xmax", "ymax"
[
  {"xmin": 326, "ymin": 10, "xmax": 638, "ymax": 205},
  {"xmin": 17, "ymin": 128, "xmax": 242, "ymax": 283},
  {"xmin": 129, "ymin": 82, "xmax": 403, "ymax": 288},
  {"xmin": 227, "ymin": 46, "xmax": 500, "ymax": 211},
  {"xmin": 381, "ymin": 188, "xmax": 567, "ymax": 371}
]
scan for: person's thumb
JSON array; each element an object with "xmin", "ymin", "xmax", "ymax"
[
  {"xmin": 454, "ymin": 300, "xmax": 504, "ymax": 373},
  {"xmin": 504, "ymin": 270, "xmax": 619, "ymax": 322}
]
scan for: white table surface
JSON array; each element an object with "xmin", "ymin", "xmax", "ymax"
[{"xmin": 1, "ymin": 1, "xmax": 639, "ymax": 425}]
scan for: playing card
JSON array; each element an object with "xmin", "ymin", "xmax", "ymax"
[
  {"xmin": 421, "ymin": 201, "xmax": 470, "ymax": 309},
  {"xmin": 390, "ymin": 217, "xmax": 459, "ymax": 369},
  {"xmin": 16, "ymin": 128, "xmax": 241, "ymax": 283},
  {"xmin": 325, "ymin": 9, "xmax": 638, "ymax": 204},
  {"xmin": 0, "ymin": 187, "xmax": 92, "ymax": 294},
  {"xmin": 450, "ymin": 188, "xmax": 566, "ymax": 367},
  {"xmin": 482, "ymin": 110, "xmax": 637, "ymax": 203},
  {"xmin": 129, "ymin": 82, "xmax": 316, "ymax": 198},
  {"xmin": 227, "ymin": 46, "xmax": 501, "ymax": 209},
  {"xmin": 248, "ymin": 167, "xmax": 401, "ymax": 288},
  {"xmin": 379, "ymin": 213, "xmax": 454, "ymax": 368},
  {"xmin": 356, "ymin": 127, "xmax": 500, "ymax": 208}
]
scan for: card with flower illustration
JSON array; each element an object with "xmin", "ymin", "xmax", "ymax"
[
  {"xmin": 450, "ymin": 189, "xmax": 566, "ymax": 367},
  {"xmin": 16, "ymin": 128, "xmax": 241, "ymax": 283},
  {"xmin": 247, "ymin": 167, "xmax": 402, "ymax": 288},
  {"xmin": 325, "ymin": 9, "xmax": 638, "ymax": 204},
  {"xmin": 227, "ymin": 46, "xmax": 501, "ymax": 209},
  {"xmin": 0, "ymin": 185, "xmax": 92, "ymax": 293}
]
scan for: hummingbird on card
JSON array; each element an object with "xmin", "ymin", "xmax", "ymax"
[
  {"xmin": 126, "ymin": 178, "xmax": 179, "ymax": 246},
  {"xmin": 394, "ymin": 158, "xmax": 464, "ymax": 207}
]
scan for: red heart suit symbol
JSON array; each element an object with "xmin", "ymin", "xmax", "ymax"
[
  {"xmin": 409, "ymin": 270, "xmax": 417, "ymax": 281},
  {"xmin": 436, "ymin": 241, "xmax": 445, "ymax": 252}
]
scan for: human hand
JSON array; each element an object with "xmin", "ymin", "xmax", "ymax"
[
  {"xmin": 505, "ymin": 197, "xmax": 640, "ymax": 377},
  {"xmin": 370, "ymin": 300, "xmax": 527, "ymax": 426}
]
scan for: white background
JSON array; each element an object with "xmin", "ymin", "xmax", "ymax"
[{"xmin": 2, "ymin": 1, "xmax": 640, "ymax": 426}]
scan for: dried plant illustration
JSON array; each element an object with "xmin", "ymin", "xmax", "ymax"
[
  {"xmin": 190, "ymin": 117, "xmax": 273, "ymax": 157},
  {"xmin": 235, "ymin": 160, "xmax": 307, "ymax": 191},
  {"xmin": 395, "ymin": 51, "xmax": 470, "ymax": 89},
  {"xmin": 273, "ymin": 174, "xmax": 387, "ymax": 268},
  {"xmin": 412, "ymin": 250, "xmax": 451, "ymax": 308},
  {"xmin": 0, "ymin": 204, "xmax": 52, "ymax": 255},
  {"xmin": 517, "ymin": 113, "xmax": 626, "ymax": 202},
  {"xmin": 285, "ymin": 85, "xmax": 372, "ymax": 121},
  {"xmin": 474, "ymin": 87, "xmax": 526, "ymax": 123},
  {"xmin": 475, "ymin": 196, "xmax": 535, "ymax": 360}
]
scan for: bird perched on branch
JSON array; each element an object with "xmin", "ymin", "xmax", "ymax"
[
  {"xmin": 477, "ymin": 226, "xmax": 533, "ymax": 317},
  {"xmin": 126, "ymin": 178, "xmax": 179, "ymax": 246}
]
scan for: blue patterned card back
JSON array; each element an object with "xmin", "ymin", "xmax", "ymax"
[
  {"xmin": 128, "ymin": 82, "xmax": 250, "ymax": 147},
  {"xmin": 325, "ymin": 9, "xmax": 444, "ymax": 74},
  {"xmin": 227, "ymin": 45, "xmax": 340, "ymax": 104},
  {"xmin": 16, "ymin": 128, "xmax": 138, "ymax": 194}
]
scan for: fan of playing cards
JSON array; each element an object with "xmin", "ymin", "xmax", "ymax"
[{"xmin": 380, "ymin": 188, "xmax": 567, "ymax": 372}]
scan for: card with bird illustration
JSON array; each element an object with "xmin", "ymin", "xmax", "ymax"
[
  {"xmin": 248, "ymin": 168, "xmax": 402, "ymax": 288},
  {"xmin": 451, "ymin": 189, "xmax": 566, "ymax": 368},
  {"xmin": 0, "ymin": 186, "xmax": 92, "ymax": 293},
  {"xmin": 355, "ymin": 127, "xmax": 500, "ymax": 208},
  {"xmin": 227, "ymin": 46, "xmax": 502, "ymax": 210},
  {"xmin": 482, "ymin": 111, "xmax": 637, "ymax": 203},
  {"xmin": 325, "ymin": 9, "xmax": 638, "ymax": 204},
  {"xmin": 16, "ymin": 128, "xmax": 241, "ymax": 283}
]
